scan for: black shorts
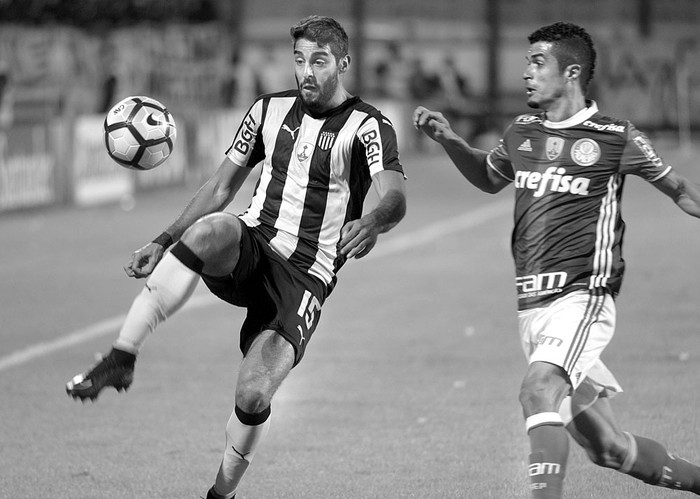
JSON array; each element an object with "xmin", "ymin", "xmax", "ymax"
[{"xmin": 201, "ymin": 221, "xmax": 329, "ymax": 365}]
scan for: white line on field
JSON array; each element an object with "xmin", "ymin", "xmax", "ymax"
[{"xmin": 0, "ymin": 199, "xmax": 511, "ymax": 372}]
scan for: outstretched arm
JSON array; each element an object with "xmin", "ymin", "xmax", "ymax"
[
  {"xmin": 339, "ymin": 169, "xmax": 406, "ymax": 259},
  {"xmin": 412, "ymin": 106, "xmax": 509, "ymax": 194},
  {"xmin": 652, "ymin": 169, "xmax": 700, "ymax": 218},
  {"xmin": 125, "ymin": 156, "xmax": 252, "ymax": 278}
]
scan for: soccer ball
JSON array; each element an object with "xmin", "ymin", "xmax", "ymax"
[{"xmin": 103, "ymin": 96, "xmax": 177, "ymax": 170}]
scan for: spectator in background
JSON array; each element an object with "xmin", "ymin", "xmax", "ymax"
[
  {"xmin": 0, "ymin": 61, "xmax": 14, "ymax": 130},
  {"xmin": 438, "ymin": 55, "xmax": 477, "ymax": 142},
  {"xmin": 407, "ymin": 57, "xmax": 442, "ymax": 152},
  {"xmin": 372, "ymin": 40, "xmax": 408, "ymax": 99},
  {"xmin": 253, "ymin": 45, "xmax": 294, "ymax": 96},
  {"xmin": 97, "ymin": 36, "xmax": 119, "ymax": 113}
]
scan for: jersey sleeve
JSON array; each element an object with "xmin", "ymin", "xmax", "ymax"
[
  {"xmin": 355, "ymin": 114, "xmax": 404, "ymax": 177},
  {"xmin": 619, "ymin": 123, "xmax": 672, "ymax": 182},
  {"xmin": 486, "ymin": 139, "xmax": 515, "ymax": 182},
  {"xmin": 486, "ymin": 125, "xmax": 515, "ymax": 181},
  {"xmin": 225, "ymin": 98, "xmax": 266, "ymax": 168}
]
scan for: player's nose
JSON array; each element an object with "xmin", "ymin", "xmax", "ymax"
[{"xmin": 302, "ymin": 62, "xmax": 314, "ymax": 78}]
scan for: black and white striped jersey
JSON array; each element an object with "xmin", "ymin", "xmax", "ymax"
[{"xmin": 226, "ymin": 90, "xmax": 403, "ymax": 287}]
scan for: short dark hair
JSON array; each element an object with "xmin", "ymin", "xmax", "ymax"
[
  {"xmin": 528, "ymin": 22, "xmax": 596, "ymax": 92},
  {"xmin": 290, "ymin": 15, "xmax": 349, "ymax": 60}
]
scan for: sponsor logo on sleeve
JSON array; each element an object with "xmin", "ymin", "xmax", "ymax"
[
  {"xmin": 233, "ymin": 114, "xmax": 257, "ymax": 156},
  {"xmin": 632, "ymin": 135, "xmax": 664, "ymax": 168},
  {"xmin": 361, "ymin": 128, "xmax": 382, "ymax": 169}
]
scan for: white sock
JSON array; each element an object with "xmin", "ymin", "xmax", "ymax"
[
  {"xmin": 113, "ymin": 252, "xmax": 199, "ymax": 354},
  {"xmin": 213, "ymin": 407, "xmax": 271, "ymax": 498}
]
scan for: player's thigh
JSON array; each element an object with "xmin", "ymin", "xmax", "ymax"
[
  {"xmin": 180, "ymin": 212, "xmax": 245, "ymax": 276},
  {"xmin": 240, "ymin": 250, "xmax": 328, "ymax": 366},
  {"xmin": 519, "ymin": 290, "xmax": 615, "ymax": 390}
]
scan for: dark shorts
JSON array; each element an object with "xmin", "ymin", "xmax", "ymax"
[{"xmin": 201, "ymin": 221, "xmax": 328, "ymax": 366}]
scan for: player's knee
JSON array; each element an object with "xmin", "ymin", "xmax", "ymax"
[
  {"xmin": 181, "ymin": 213, "xmax": 242, "ymax": 263},
  {"xmin": 519, "ymin": 369, "xmax": 570, "ymax": 412},
  {"xmin": 235, "ymin": 384, "xmax": 271, "ymax": 415}
]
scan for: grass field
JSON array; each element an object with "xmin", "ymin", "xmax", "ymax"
[{"xmin": 1, "ymin": 145, "xmax": 699, "ymax": 498}]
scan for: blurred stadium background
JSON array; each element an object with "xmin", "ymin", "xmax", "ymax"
[
  {"xmin": 1, "ymin": 1, "xmax": 700, "ymax": 498},
  {"xmin": 0, "ymin": 0, "xmax": 698, "ymax": 212}
]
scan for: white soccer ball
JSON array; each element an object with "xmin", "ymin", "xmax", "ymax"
[{"xmin": 103, "ymin": 96, "xmax": 177, "ymax": 170}]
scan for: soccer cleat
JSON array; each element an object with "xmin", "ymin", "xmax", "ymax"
[
  {"xmin": 203, "ymin": 487, "xmax": 234, "ymax": 499},
  {"xmin": 66, "ymin": 348, "xmax": 136, "ymax": 401}
]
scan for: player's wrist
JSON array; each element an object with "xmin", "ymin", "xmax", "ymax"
[{"xmin": 152, "ymin": 231, "xmax": 173, "ymax": 248}]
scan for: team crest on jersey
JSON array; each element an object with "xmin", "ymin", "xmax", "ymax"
[
  {"xmin": 545, "ymin": 137, "xmax": 564, "ymax": 160},
  {"xmin": 570, "ymin": 138, "xmax": 601, "ymax": 166},
  {"xmin": 296, "ymin": 142, "xmax": 313, "ymax": 163},
  {"xmin": 317, "ymin": 131, "xmax": 336, "ymax": 151}
]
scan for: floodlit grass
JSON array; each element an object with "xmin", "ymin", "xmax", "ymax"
[{"xmin": 0, "ymin": 148, "xmax": 698, "ymax": 498}]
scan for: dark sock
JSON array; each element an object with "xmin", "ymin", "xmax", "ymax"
[{"xmin": 626, "ymin": 435, "xmax": 700, "ymax": 494}]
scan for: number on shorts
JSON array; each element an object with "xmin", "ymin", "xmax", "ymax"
[{"xmin": 297, "ymin": 289, "xmax": 321, "ymax": 330}]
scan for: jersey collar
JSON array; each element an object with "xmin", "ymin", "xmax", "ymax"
[{"xmin": 543, "ymin": 100, "xmax": 598, "ymax": 129}]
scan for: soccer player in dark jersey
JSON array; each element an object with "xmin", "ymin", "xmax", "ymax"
[
  {"xmin": 414, "ymin": 21, "xmax": 700, "ymax": 499},
  {"xmin": 66, "ymin": 15, "xmax": 406, "ymax": 499}
]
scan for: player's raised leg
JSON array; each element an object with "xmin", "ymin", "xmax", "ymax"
[
  {"xmin": 66, "ymin": 213, "xmax": 244, "ymax": 401},
  {"xmin": 206, "ymin": 330, "xmax": 294, "ymax": 499},
  {"xmin": 568, "ymin": 396, "xmax": 700, "ymax": 494}
]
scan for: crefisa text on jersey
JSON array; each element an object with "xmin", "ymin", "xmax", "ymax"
[{"xmin": 514, "ymin": 167, "xmax": 591, "ymax": 197}]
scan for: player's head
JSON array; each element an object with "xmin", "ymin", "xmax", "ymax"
[
  {"xmin": 290, "ymin": 15, "xmax": 351, "ymax": 112},
  {"xmin": 524, "ymin": 22, "xmax": 596, "ymax": 109},
  {"xmin": 291, "ymin": 15, "xmax": 349, "ymax": 61}
]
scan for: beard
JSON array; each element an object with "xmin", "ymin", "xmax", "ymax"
[{"xmin": 299, "ymin": 72, "xmax": 339, "ymax": 112}]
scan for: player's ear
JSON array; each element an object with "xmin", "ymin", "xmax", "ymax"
[
  {"xmin": 339, "ymin": 55, "xmax": 351, "ymax": 73},
  {"xmin": 565, "ymin": 64, "xmax": 581, "ymax": 81}
]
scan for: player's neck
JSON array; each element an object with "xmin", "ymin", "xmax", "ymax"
[
  {"xmin": 326, "ymin": 88, "xmax": 353, "ymax": 111},
  {"xmin": 544, "ymin": 95, "xmax": 587, "ymax": 123}
]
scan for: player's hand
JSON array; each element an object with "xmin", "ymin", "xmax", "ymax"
[
  {"xmin": 124, "ymin": 242, "xmax": 165, "ymax": 278},
  {"xmin": 339, "ymin": 216, "xmax": 379, "ymax": 259},
  {"xmin": 412, "ymin": 106, "xmax": 458, "ymax": 143}
]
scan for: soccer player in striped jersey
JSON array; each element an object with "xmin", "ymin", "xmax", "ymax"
[
  {"xmin": 414, "ymin": 21, "xmax": 700, "ymax": 499},
  {"xmin": 66, "ymin": 15, "xmax": 406, "ymax": 499}
]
